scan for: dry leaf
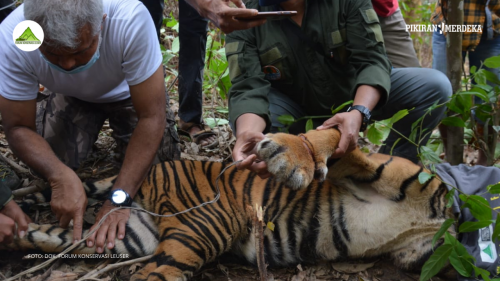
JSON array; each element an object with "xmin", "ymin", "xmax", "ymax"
[
  {"xmin": 290, "ymin": 270, "xmax": 307, "ymax": 281},
  {"xmin": 297, "ymin": 264, "xmax": 304, "ymax": 272},
  {"xmin": 267, "ymin": 221, "xmax": 275, "ymax": 231},
  {"xmin": 129, "ymin": 262, "xmax": 143, "ymax": 274},
  {"xmin": 332, "ymin": 262, "xmax": 375, "ymax": 274},
  {"xmin": 46, "ymin": 271, "xmax": 78, "ymax": 281}
]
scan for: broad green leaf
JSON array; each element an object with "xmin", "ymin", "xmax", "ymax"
[
  {"xmin": 330, "ymin": 100, "xmax": 353, "ymax": 115},
  {"xmin": 483, "ymin": 69, "xmax": 500, "ymax": 85},
  {"xmin": 492, "ymin": 215, "xmax": 500, "ymax": 241},
  {"xmin": 445, "ymin": 188, "xmax": 455, "ymax": 208},
  {"xmin": 459, "ymin": 221, "xmax": 493, "ymax": 233},
  {"xmin": 449, "ymin": 250, "xmax": 473, "ymax": 277},
  {"xmin": 456, "ymin": 93, "xmax": 473, "ymax": 113},
  {"xmin": 459, "ymin": 90, "xmax": 489, "ymax": 103},
  {"xmin": 493, "ymin": 126, "xmax": 500, "ymax": 133},
  {"xmin": 418, "ymin": 172, "xmax": 434, "ymax": 184},
  {"xmin": 474, "ymin": 265, "xmax": 492, "ymax": 281},
  {"xmin": 305, "ymin": 119, "xmax": 314, "ymax": 132},
  {"xmin": 444, "ymin": 233, "xmax": 473, "ymax": 261},
  {"xmin": 475, "ymin": 69, "xmax": 488, "ymax": 85},
  {"xmin": 487, "ymin": 183, "xmax": 500, "ymax": 193},
  {"xmin": 171, "ymin": 37, "xmax": 180, "ymax": 53},
  {"xmin": 432, "ymin": 219, "xmax": 455, "ymax": 248},
  {"xmin": 484, "ymin": 55, "xmax": 500, "ymax": 69},
  {"xmin": 204, "ymin": 118, "xmax": 229, "ymax": 128},
  {"xmin": 447, "ymin": 96, "xmax": 464, "ymax": 114},
  {"xmin": 419, "ymin": 244, "xmax": 453, "ymax": 281},
  {"xmin": 216, "ymin": 107, "xmax": 229, "ymax": 114},
  {"xmin": 441, "ymin": 117, "xmax": 465, "ymax": 127},
  {"xmin": 419, "ymin": 146, "xmax": 443, "ymax": 164},
  {"xmin": 389, "ymin": 109, "xmax": 409, "ymax": 124},
  {"xmin": 277, "ymin": 115, "xmax": 295, "ymax": 126},
  {"xmin": 460, "ymin": 194, "xmax": 492, "ymax": 221},
  {"xmin": 470, "ymin": 65, "xmax": 477, "ymax": 74},
  {"xmin": 366, "ymin": 125, "xmax": 384, "ymax": 145}
]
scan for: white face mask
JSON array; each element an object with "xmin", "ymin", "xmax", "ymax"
[{"xmin": 40, "ymin": 34, "xmax": 102, "ymax": 74}]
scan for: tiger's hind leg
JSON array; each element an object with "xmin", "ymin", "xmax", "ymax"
[{"xmin": 131, "ymin": 217, "xmax": 239, "ymax": 281}]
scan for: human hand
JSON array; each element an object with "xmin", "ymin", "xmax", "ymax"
[
  {"xmin": 87, "ymin": 200, "xmax": 130, "ymax": 253},
  {"xmin": 49, "ymin": 169, "xmax": 87, "ymax": 243},
  {"xmin": 233, "ymin": 131, "xmax": 271, "ymax": 178},
  {"xmin": 317, "ymin": 111, "xmax": 363, "ymax": 158},
  {"xmin": 192, "ymin": 0, "xmax": 266, "ymax": 33},
  {"xmin": 0, "ymin": 200, "xmax": 31, "ymax": 244}
]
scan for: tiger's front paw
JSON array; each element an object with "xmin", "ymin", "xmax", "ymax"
[{"xmin": 256, "ymin": 133, "xmax": 316, "ymax": 189}]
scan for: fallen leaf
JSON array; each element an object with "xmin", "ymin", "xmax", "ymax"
[
  {"xmin": 267, "ymin": 221, "xmax": 275, "ymax": 231},
  {"xmin": 291, "ymin": 270, "xmax": 307, "ymax": 281},
  {"xmin": 46, "ymin": 271, "xmax": 78, "ymax": 281},
  {"xmin": 332, "ymin": 262, "xmax": 375, "ymax": 274},
  {"xmin": 129, "ymin": 262, "xmax": 143, "ymax": 274}
]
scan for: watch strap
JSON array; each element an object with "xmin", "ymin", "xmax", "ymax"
[{"xmin": 347, "ymin": 105, "xmax": 371, "ymax": 131}]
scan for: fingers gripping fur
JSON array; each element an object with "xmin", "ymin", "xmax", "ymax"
[
  {"xmin": 2, "ymin": 206, "xmax": 159, "ymax": 257},
  {"xmin": 257, "ymin": 134, "xmax": 315, "ymax": 189}
]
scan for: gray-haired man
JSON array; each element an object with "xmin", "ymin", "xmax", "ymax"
[{"xmin": 0, "ymin": 0, "xmax": 264, "ymax": 251}]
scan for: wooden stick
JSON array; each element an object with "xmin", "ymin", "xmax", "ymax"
[
  {"xmin": 12, "ymin": 185, "xmax": 40, "ymax": 197},
  {"xmin": 252, "ymin": 204, "xmax": 268, "ymax": 281},
  {"xmin": 0, "ymin": 153, "xmax": 29, "ymax": 174},
  {"xmin": 77, "ymin": 255, "xmax": 153, "ymax": 280}
]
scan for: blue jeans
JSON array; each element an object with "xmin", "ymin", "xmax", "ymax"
[{"xmin": 432, "ymin": 30, "xmax": 500, "ymax": 85}]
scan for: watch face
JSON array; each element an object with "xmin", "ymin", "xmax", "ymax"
[{"xmin": 112, "ymin": 190, "xmax": 127, "ymax": 204}]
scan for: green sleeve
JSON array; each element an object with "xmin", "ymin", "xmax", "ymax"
[
  {"xmin": 0, "ymin": 183, "xmax": 13, "ymax": 210},
  {"xmin": 345, "ymin": 0, "xmax": 392, "ymax": 108},
  {"xmin": 226, "ymin": 29, "xmax": 272, "ymax": 133}
]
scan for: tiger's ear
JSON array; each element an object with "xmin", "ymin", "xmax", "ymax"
[{"xmin": 302, "ymin": 129, "xmax": 341, "ymax": 181}]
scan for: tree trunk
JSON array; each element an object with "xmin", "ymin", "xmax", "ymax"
[{"xmin": 445, "ymin": 0, "xmax": 464, "ymax": 165}]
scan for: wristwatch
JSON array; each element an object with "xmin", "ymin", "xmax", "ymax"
[
  {"xmin": 109, "ymin": 189, "xmax": 132, "ymax": 207},
  {"xmin": 347, "ymin": 105, "xmax": 371, "ymax": 131}
]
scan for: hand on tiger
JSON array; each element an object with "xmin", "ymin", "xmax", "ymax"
[
  {"xmin": 0, "ymin": 200, "xmax": 31, "ymax": 244},
  {"xmin": 187, "ymin": 0, "xmax": 266, "ymax": 33},
  {"xmin": 87, "ymin": 200, "xmax": 130, "ymax": 253},
  {"xmin": 49, "ymin": 168, "xmax": 87, "ymax": 243},
  {"xmin": 317, "ymin": 111, "xmax": 363, "ymax": 158},
  {"xmin": 233, "ymin": 130, "xmax": 271, "ymax": 178}
]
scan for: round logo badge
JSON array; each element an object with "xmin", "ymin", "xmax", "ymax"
[
  {"xmin": 13, "ymin": 20, "xmax": 44, "ymax": 52},
  {"xmin": 262, "ymin": 65, "xmax": 282, "ymax": 81}
]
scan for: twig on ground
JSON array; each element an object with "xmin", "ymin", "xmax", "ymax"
[
  {"xmin": 250, "ymin": 204, "xmax": 268, "ymax": 281},
  {"xmin": 0, "ymin": 153, "xmax": 29, "ymax": 174},
  {"xmin": 35, "ymin": 259, "xmax": 62, "ymax": 281},
  {"xmin": 77, "ymin": 255, "xmax": 152, "ymax": 280},
  {"xmin": 12, "ymin": 186, "xmax": 41, "ymax": 197}
]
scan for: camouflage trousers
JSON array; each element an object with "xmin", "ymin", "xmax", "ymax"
[{"xmin": 36, "ymin": 92, "xmax": 180, "ymax": 170}]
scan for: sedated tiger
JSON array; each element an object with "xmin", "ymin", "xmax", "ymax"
[{"xmin": 1, "ymin": 128, "xmax": 453, "ymax": 281}]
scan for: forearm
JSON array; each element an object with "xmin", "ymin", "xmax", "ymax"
[
  {"xmin": 353, "ymin": 85, "xmax": 382, "ymax": 111},
  {"xmin": 235, "ymin": 113, "xmax": 267, "ymax": 138},
  {"xmin": 112, "ymin": 116, "xmax": 165, "ymax": 198},
  {"xmin": 7, "ymin": 126, "xmax": 71, "ymax": 181}
]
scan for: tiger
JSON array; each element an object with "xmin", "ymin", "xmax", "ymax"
[{"xmin": 1, "ymin": 128, "xmax": 452, "ymax": 281}]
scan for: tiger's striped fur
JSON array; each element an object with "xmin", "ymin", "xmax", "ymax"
[{"xmin": 2, "ymin": 129, "xmax": 452, "ymax": 281}]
